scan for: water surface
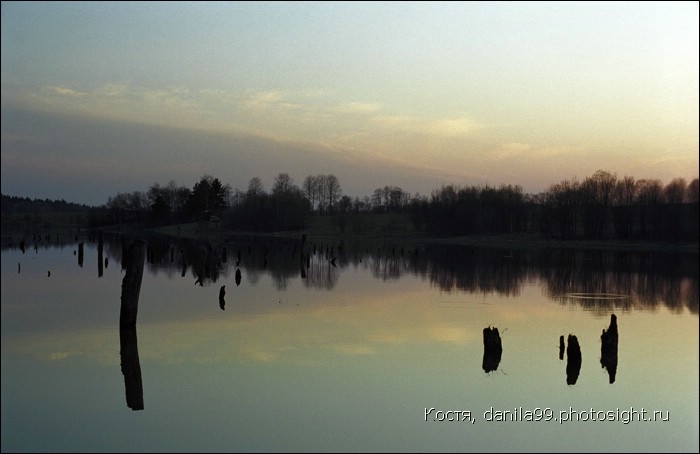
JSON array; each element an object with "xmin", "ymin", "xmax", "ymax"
[{"xmin": 2, "ymin": 234, "xmax": 698, "ymax": 452}]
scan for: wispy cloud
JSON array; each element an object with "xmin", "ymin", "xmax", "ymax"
[
  {"xmin": 493, "ymin": 142, "xmax": 579, "ymax": 161},
  {"xmin": 243, "ymin": 90, "xmax": 291, "ymax": 110},
  {"xmin": 426, "ymin": 117, "xmax": 481, "ymax": 137},
  {"xmin": 330, "ymin": 343, "xmax": 377, "ymax": 356},
  {"xmin": 494, "ymin": 142, "xmax": 532, "ymax": 159},
  {"xmin": 48, "ymin": 351, "xmax": 73, "ymax": 360},
  {"xmin": 33, "ymin": 82, "xmax": 205, "ymax": 121},
  {"xmin": 22, "ymin": 83, "xmax": 484, "ymax": 152},
  {"xmin": 372, "ymin": 114, "xmax": 481, "ymax": 138},
  {"xmin": 46, "ymin": 86, "xmax": 88, "ymax": 97},
  {"xmin": 333, "ymin": 101, "xmax": 382, "ymax": 114},
  {"xmin": 8, "ymin": 81, "xmax": 499, "ymax": 193}
]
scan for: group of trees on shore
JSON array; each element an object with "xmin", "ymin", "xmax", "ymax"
[
  {"xmin": 1, "ymin": 195, "xmax": 91, "ymax": 214},
  {"xmin": 93, "ymin": 173, "xmax": 347, "ymax": 232},
  {"xmin": 91, "ymin": 169, "xmax": 697, "ymax": 242},
  {"xmin": 410, "ymin": 171, "xmax": 698, "ymax": 241},
  {"xmin": 4, "ymin": 169, "xmax": 697, "ymax": 243}
]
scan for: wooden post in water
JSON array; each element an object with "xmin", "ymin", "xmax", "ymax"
[
  {"xmin": 300, "ymin": 234, "xmax": 307, "ymax": 279},
  {"xmin": 482, "ymin": 326, "xmax": 503, "ymax": 373},
  {"xmin": 119, "ymin": 324, "xmax": 144, "ymax": 411},
  {"xmin": 120, "ymin": 240, "xmax": 146, "ymax": 329},
  {"xmin": 119, "ymin": 239, "xmax": 146, "ymax": 410},
  {"xmin": 97, "ymin": 231, "xmax": 104, "ymax": 278},
  {"xmin": 566, "ymin": 334, "xmax": 582, "ymax": 385},
  {"xmin": 559, "ymin": 335, "xmax": 565, "ymax": 360},
  {"xmin": 600, "ymin": 314, "xmax": 619, "ymax": 384}
]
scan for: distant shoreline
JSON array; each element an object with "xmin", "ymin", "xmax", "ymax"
[
  {"xmin": 2, "ymin": 217, "xmax": 697, "ymax": 254},
  {"xmin": 147, "ymin": 223, "xmax": 698, "ymax": 254}
]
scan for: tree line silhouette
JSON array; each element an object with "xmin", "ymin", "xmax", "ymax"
[
  {"xmin": 90, "ymin": 172, "xmax": 345, "ymax": 232},
  {"xmin": 1, "ymin": 195, "xmax": 91, "ymax": 213},
  {"xmin": 5, "ymin": 169, "xmax": 695, "ymax": 243},
  {"xmin": 410, "ymin": 170, "xmax": 698, "ymax": 241}
]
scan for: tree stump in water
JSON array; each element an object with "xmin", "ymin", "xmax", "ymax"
[
  {"xmin": 482, "ymin": 326, "xmax": 503, "ymax": 373},
  {"xmin": 120, "ymin": 240, "xmax": 146, "ymax": 329},
  {"xmin": 566, "ymin": 334, "xmax": 582, "ymax": 385},
  {"xmin": 559, "ymin": 335, "xmax": 565, "ymax": 360},
  {"xmin": 600, "ymin": 314, "xmax": 619, "ymax": 384},
  {"xmin": 119, "ymin": 239, "xmax": 146, "ymax": 411},
  {"xmin": 219, "ymin": 285, "xmax": 226, "ymax": 311}
]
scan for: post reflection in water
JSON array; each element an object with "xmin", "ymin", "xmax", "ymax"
[
  {"xmin": 119, "ymin": 239, "xmax": 146, "ymax": 411},
  {"xmin": 101, "ymin": 233, "xmax": 698, "ymax": 314},
  {"xmin": 0, "ymin": 231, "xmax": 698, "ymax": 452},
  {"xmin": 119, "ymin": 325, "xmax": 143, "ymax": 411},
  {"xmin": 11, "ymin": 234, "xmax": 690, "ymax": 409}
]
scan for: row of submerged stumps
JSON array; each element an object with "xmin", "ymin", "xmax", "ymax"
[{"xmin": 482, "ymin": 314, "xmax": 619, "ymax": 385}]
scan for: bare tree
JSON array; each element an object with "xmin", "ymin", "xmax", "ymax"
[
  {"xmin": 580, "ymin": 170, "xmax": 617, "ymax": 238},
  {"xmin": 635, "ymin": 179, "xmax": 664, "ymax": 239},
  {"xmin": 324, "ymin": 174, "xmax": 342, "ymax": 212},
  {"xmin": 247, "ymin": 177, "xmax": 265, "ymax": 197},
  {"xmin": 636, "ymin": 179, "xmax": 663, "ymax": 205},
  {"xmin": 316, "ymin": 174, "xmax": 328, "ymax": 213},
  {"xmin": 273, "ymin": 173, "xmax": 295, "ymax": 195},
  {"xmin": 302, "ymin": 175, "xmax": 318, "ymax": 211},
  {"xmin": 687, "ymin": 178, "xmax": 699, "ymax": 203},
  {"xmin": 664, "ymin": 178, "xmax": 687, "ymax": 204},
  {"xmin": 613, "ymin": 175, "xmax": 636, "ymax": 206}
]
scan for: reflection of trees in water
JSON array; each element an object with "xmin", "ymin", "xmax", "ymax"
[
  {"xmin": 143, "ymin": 236, "xmax": 227, "ymax": 285},
  {"xmin": 304, "ymin": 250, "xmax": 339, "ymax": 290},
  {"xmin": 540, "ymin": 249, "xmax": 698, "ymax": 313},
  {"xmin": 368, "ymin": 254, "xmax": 406, "ymax": 282},
  {"xmin": 407, "ymin": 245, "xmax": 526, "ymax": 297},
  {"xmin": 381, "ymin": 243, "xmax": 696, "ymax": 312},
  {"xmin": 85, "ymin": 233, "xmax": 698, "ymax": 311},
  {"xmin": 129, "ymin": 233, "xmax": 341, "ymax": 290}
]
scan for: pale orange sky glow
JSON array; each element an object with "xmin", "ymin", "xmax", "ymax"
[{"xmin": 1, "ymin": 1, "xmax": 697, "ymax": 205}]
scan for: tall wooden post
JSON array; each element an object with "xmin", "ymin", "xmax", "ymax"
[{"xmin": 119, "ymin": 239, "xmax": 146, "ymax": 410}]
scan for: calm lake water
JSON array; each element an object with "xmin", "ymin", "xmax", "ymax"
[{"xmin": 1, "ymin": 233, "xmax": 698, "ymax": 452}]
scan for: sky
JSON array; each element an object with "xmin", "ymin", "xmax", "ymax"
[{"xmin": 1, "ymin": 1, "xmax": 698, "ymax": 206}]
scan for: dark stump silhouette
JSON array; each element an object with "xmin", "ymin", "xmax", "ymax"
[
  {"xmin": 219, "ymin": 285, "xmax": 226, "ymax": 311},
  {"xmin": 482, "ymin": 326, "xmax": 503, "ymax": 373},
  {"xmin": 600, "ymin": 314, "xmax": 619, "ymax": 384},
  {"xmin": 120, "ymin": 240, "xmax": 145, "ymax": 329},
  {"xmin": 300, "ymin": 235, "xmax": 308, "ymax": 280},
  {"xmin": 559, "ymin": 335, "xmax": 565, "ymax": 360},
  {"xmin": 119, "ymin": 239, "xmax": 146, "ymax": 411},
  {"xmin": 119, "ymin": 325, "xmax": 143, "ymax": 411},
  {"xmin": 98, "ymin": 242, "xmax": 104, "ymax": 278},
  {"xmin": 566, "ymin": 334, "xmax": 582, "ymax": 385}
]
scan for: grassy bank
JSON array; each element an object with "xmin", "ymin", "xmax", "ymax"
[
  {"xmin": 147, "ymin": 213, "xmax": 698, "ymax": 254},
  {"xmin": 6, "ymin": 211, "xmax": 695, "ymax": 254},
  {"xmin": 1, "ymin": 211, "xmax": 87, "ymax": 241}
]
